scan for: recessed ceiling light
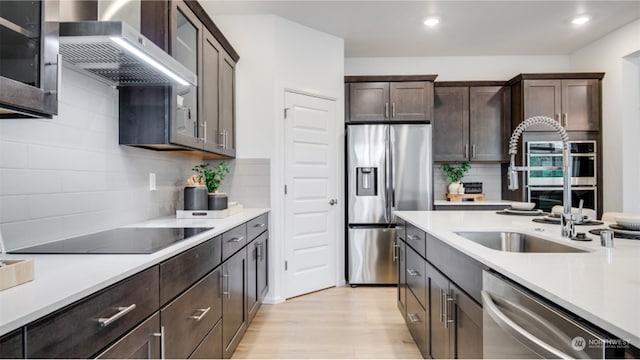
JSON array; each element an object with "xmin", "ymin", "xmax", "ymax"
[
  {"xmin": 572, "ymin": 15, "xmax": 590, "ymax": 25},
  {"xmin": 423, "ymin": 17, "xmax": 440, "ymax": 27}
]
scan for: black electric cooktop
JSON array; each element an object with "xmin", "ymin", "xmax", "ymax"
[{"xmin": 9, "ymin": 227, "xmax": 213, "ymax": 254}]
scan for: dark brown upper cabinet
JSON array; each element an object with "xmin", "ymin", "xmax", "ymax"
[
  {"xmin": 119, "ymin": 0, "xmax": 239, "ymax": 158},
  {"xmin": 510, "ymin": 74, "xmax": 603, "ymax": 132},
  {"xmin": 434, "ymin": 83, "xmax": 510, "ymax": 162},
  {"xmin": 345, "ymin": 75, "xmax": 437, "ymax": 123},
  {"xmin": 0, "ymin": 0, "xmax": 59, "ymax": 119}
]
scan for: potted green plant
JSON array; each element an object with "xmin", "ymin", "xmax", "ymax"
[
  {"xmin": 440, "ymin": 162, "xmax": 471, "ymax": 194},
  {"xmin": 192, "ymin": 161, "xmax": 231, "ymax": 210}
]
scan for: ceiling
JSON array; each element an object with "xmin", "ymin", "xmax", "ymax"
[{"xmin": 199, "ymin": 1, "xmax": 640, "ymax": 57}]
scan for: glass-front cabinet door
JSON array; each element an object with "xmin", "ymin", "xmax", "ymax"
[
  {"xmin": 0, "ymin": 0, "xmax": 58, "ymax": 118},
  {"xmin": 171, "ymin": 1, "xmax": 201, "ymax": 149}
]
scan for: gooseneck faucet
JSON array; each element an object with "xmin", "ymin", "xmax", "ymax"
[{"xmin": 507, "ymin": 116, "xmax": 577, "ymax": 238}]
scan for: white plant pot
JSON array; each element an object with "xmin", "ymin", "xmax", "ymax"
[{"xmin": 448, "ymin": 182, "xmax": 461, "ymax": 194}]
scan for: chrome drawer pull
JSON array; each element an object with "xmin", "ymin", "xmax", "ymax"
[
  {"xmin": 222, "ymin": 273, "xmax": 230, "ymax": 298},
  {"xmin": 406, "ymin": 234, "xmax": 419, "ymax": 241},
  {"xmin": 408, "ymin": 313, "xmax": 421, "ymax": 323},
  {"xmin": 253, "ymin": 223, "xmax": 266, "ymax": 228},
  {"xmin": 98, "ymin": 304, "xmax": 136, "ymax": 327},
  {"xmin": 227, "ymin": 236, "xmax": 244, "ymax": 243},
  {"xmin": 152, "ymin": 326, "xmax": 165, "ymax": 359},
  {"xmin": 189, "ymin": 307, "xmax": 211, "ymax": 322},
  {"xmin": 407, "ymin": 269, "xmax": 419, "ymax": 277}
]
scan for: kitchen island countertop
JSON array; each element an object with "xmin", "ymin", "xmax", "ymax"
[
  {"xmin": 395, "ymin": 210, "xmax": 640, "ymax": 348},
  {"xmin": 0, "ymin": 208, "xmax": 269, "ymax": 337}
]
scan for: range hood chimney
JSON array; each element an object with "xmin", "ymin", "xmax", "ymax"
[{"xmin": 57, "ymin": 0, "xmax": 196, "ymax": 87}]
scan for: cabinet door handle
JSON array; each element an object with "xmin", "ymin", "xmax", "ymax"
[
  {"xmin": 98, "ymin": 304, "xmax": 136, "ymax": 327},
  {"xmin": 384, "ymin": 102, "xmax": 389, "ymax": 119},
  {"xmin": 445, "ymin": 291, "xmax": 455, "ymax": 329},
  {"xmin": 392, "ymin": 103, "xmax": 396, "ymax": 118},
  {"xmin": 472, "ymin": 144, "xmax": 476, "ymax": 159},
  {"xmin": 393, "ymin": 242, "xmax": 399, "ymax": 262},
  {"xmin": 253, "ymin": 223, "xmax": 266, "ymax": 228},
  {"xmin": 223, "ymin": 272, "xmax": 231, "ymax": 299},
  {"xmin": 563, "ymin": 113, "xmax": 568, "ymax": 128},
  {"xmin": 218, "ymin": 131, "xmax": 225, "ymax": 148},
  {"xmin": 408, "ymin": 313, "xmax": 421, "ymax": 323},
  {"xmin": 464, "ymin": 144, "xmax": 469, "ymax": 159},
  {"xmin": 440, "ymin": 289, "xmax": 446, "ymax": 324},
  {"xmin": 406, "ymin": 269, "xmax": 419, "ymax": 277},
  {"xmin": 406, "ymin": 234, "xmax": 418, "ymax": 241},
  {"xmin": 255, "ymin": 242, "xmax": 261, "ymax": 260},
  {"xmin": 152, "ymin": 326, "xmax": 165, "ymax": 359},
  {"xmin": 46, "ymin": 54, "xmax": 62, "ymax": 96},
  {"xmin": 227, "ymin": 236, "xmax": 244, "ymax": 243},
  {"xmin": 555, "ymin": 113, "xmax": 561, "ymax": 124},
  {"xmin": 189, "ymin": 307, "xmax": 211, "ymax": 322}
]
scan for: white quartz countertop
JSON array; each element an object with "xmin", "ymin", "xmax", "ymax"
[
  {"xmin": 0, "ymin": 208, "xmax": 269, "ymax": 337},
  {"xmin": 434, "ymin": 199, "xmax": 513, "ymax": 206},
  {"xmin": 395, "ymin": 210, "xmax": 640, "ymax": 348}
]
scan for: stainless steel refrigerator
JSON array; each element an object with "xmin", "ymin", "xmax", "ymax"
[{"xmin": 347, "ymin": 124, "xmax": 432, "ymax": 284}]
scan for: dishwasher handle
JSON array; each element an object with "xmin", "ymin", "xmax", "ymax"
[{"xmin": 481, "ymin": 290, "xmax": 572, "ymax": 359}]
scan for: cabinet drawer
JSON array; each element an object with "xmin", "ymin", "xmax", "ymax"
[
  {"xmin": 406, "ymin": 245, "xmax": 427, "ymax": 310},
  {"xmin": 26, "ymin": 267, "xmax": 159, "ymax": 358},
  {"xmin": 0, "ymin": 329, "xmax": 22, "ymax": 359},
  {"xmin": 395, "ymin": 218, "xmax": 406, "ymax": 240},
  {"xmin": 162, "ymin": 268, "xmax": 222, "ymax": 359},
  {"xmin": 95, "ymin": 312, "xmax": 160, "ymax": 359},
  {"xmin": 189, "ymin": 319, "xmax": 222, "ymax": 359},
  {"xmin": 406, "ymin": 290, "xmax": 428, "ymax": 358},
  {"xmin": 160, "ymin": 235, "xmax": 222, "ymax": 304},
  {"xmin": 405, "ymin": 223, "xmax": 426, "ymax": 257},
  {"xmin": 247, "ymin": 213, "xmax": 268, "ymax": 241},
  {"xmin": 222, "ymin": 224, "xmax": 247, "ymax": 260},
  {"xmin": 426, "ymin": 233, "xmax": 486, "ymax": 304}
]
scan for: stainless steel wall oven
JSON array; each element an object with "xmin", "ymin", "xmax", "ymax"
[{"xmin": 526, "ymin": 141, "xmax": 597, "ymax": 213}]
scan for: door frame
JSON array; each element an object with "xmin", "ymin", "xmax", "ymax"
[{"xmin": 267, "ymin": 86, "xmax": 344, "ymax": 303}]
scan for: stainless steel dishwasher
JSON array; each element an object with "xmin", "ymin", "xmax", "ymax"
[{"xmin": 482, "ymin": 270, "xmax": 627, "ymax": 359}]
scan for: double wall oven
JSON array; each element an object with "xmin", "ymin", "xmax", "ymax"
[{"xmin": 526, "ymin": 141, "xmax": 597, "ymax": 213}]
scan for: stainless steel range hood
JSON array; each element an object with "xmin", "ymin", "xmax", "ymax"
[{"xmin": 57, "ymin": 1, "xmax": 196, "ymax": 87}]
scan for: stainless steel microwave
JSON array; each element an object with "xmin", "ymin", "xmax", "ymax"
[{"xmin": 526, "ymin": 140, "xmax": 597, "ymax": 186}]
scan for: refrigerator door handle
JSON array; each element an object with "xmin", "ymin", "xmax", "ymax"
[
  {"xmin": 384, "ymin": 129, "xmax": 391, "ymax": 222},
  {"xmin": 390, "ymin": 127, "xmax": 396, "ymax": 210}
]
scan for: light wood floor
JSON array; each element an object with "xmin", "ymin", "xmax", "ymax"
[{"xmin": 233, "ymin": 286, "xmax": 422, "ymax": 359}]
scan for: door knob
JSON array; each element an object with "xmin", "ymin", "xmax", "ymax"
[{"xmin": 329, "ymin": 199, "xmax": 337, "ymax": 205}]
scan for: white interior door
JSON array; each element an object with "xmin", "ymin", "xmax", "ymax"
[{"xmin": 284, "ymin": 91, "xmax": 337, "ymax": 299}]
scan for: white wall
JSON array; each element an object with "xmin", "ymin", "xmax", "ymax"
[
  {"xmin": 569, "ymin": 19, "xmax": 640, "ymax": 213},
  {"xmin": 213, "ymin": 14, "xmax": 345, "ymax": 304},
  {"xmin": 345, "ymin": 55, "xmax": 570, "ymax": 80}
]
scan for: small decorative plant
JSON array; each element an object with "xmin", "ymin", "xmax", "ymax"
[
  {"xmin": 440, "ymin": 162, "xmax": 471, "ymax": 184},
  {"xmin": 191, "ymin": 161, "xmax": 230, "ymax": 194}
]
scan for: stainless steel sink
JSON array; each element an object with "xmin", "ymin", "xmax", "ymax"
[{"xmin": 454, "ymin": 231, "xmax": 587, "ymax": 253}]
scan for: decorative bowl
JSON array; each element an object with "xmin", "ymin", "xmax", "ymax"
[
  {"xmin": 615, "ymin": 215, "xmax": 640, "ymax": 231},
  {"xmin": 510, "ymin": 202, "xmax": 536, "ymax": 211}
]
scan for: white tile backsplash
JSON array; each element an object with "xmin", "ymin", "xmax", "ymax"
[{"xmin": 434, "ymin": 163, "xmax": 503, "ymax": 200}]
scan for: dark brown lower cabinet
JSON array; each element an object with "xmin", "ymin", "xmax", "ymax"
[
  {"xmin": 95, "ymin": 313, "xmax": 161, "ymax": 359},
  {"xmin": 0, "ymin": 329, "xmax": 23, "ymax": 359},
  {"xmin": 396, "ymin": 238, "xmax": 407, "ymax": 319},
  {"xmin": 247, "ymin": 231, "xmax": 269, "ymax": 321},
  {"xmin": 428, "ymin": 263, "xmax": 483, "ymax": 359},
  {"xmin": 189, "ymin": 319, "xmax": 223, "ymax": 359},
  {"xmin": 222, "ymin": 248, "xmax": 247, "ymax": 358},
  {"xmin": 257, "ymin": 233, "xmax": 269, "ymax": 302},
  {"xmin": 26, "ymin": 267, "xmax": 160, "ymax": 359},
  {"xmin": 452, "ymin": 283, "xmax": 483, "ymax": 359},
  {"xmin": 162, "ymin": 268, "xmax": 222, "ymax": 359},
  {"xmin": 429, "ymin": 264, "xmax": 453, "ymax": 359},
  {"xmin": 406, "ymin": 288, "xmax": 429, "ymax": 357}
]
